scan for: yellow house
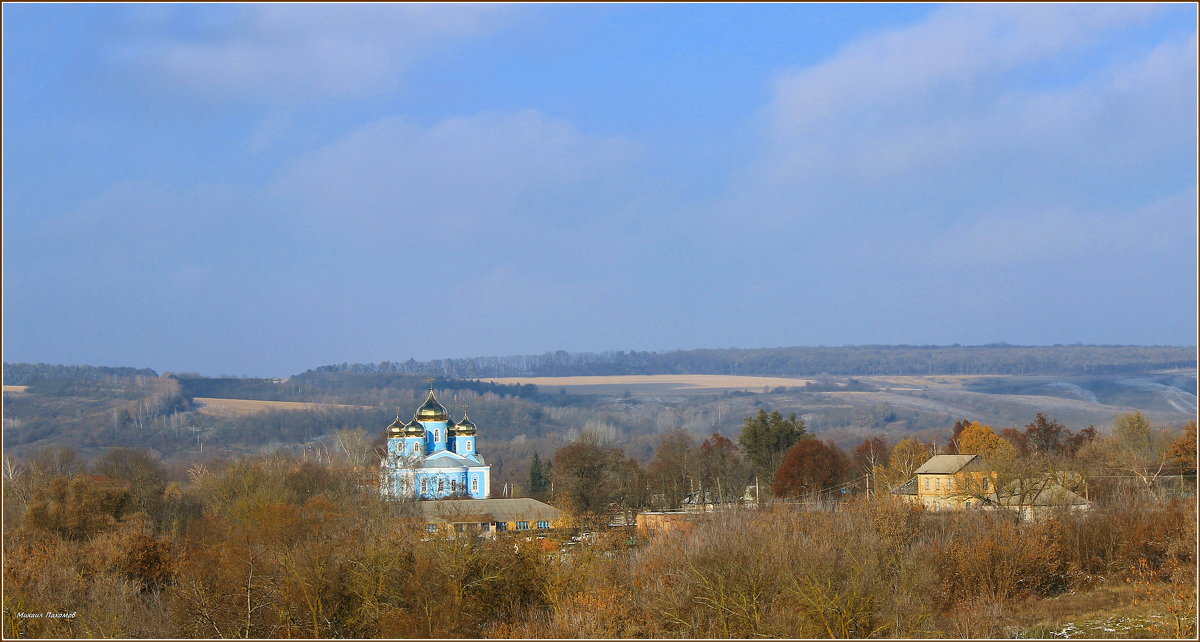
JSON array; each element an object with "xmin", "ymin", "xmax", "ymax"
[
  {"xmin": 892, "ymin": 454, "xmax": 1090, "ymax": 518},
  {"xmin": 907, "ymin": 454, "xmax": 994, "ymax": 511}
]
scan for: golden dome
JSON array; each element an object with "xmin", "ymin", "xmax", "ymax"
[
  {"xmin": 403, "ymin": 419, "xmax": 425, "ymax": 436},
  {"xmin": 386, "ymin": 416, "xmax": 405, "ymax": 438},
  {"xmin": 455, "ymin": 414, "xmax": 477, "ymax": 436},
  {"xmin": 414, "ymin": 389, "xmax": 448, "ymax": 422}
]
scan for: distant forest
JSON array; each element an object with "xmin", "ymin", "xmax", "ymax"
[
  {"xmin": 307, "ymin": 344, "xmax": 1197, "ymax": 379},
  {"xmin": 4, "ymin": 347, "xmax": 1196, "ymax": 494},
  {"xmin": 6, "ymin": 346, "xmax": 1194, "ymax": 385},
  {"xmin": 176, "ymin": 373, "xmax": 539, "ymax": 403},
  {"xmin": 3, "ymin": 363, "xmax": 158, "ymax": 385}
]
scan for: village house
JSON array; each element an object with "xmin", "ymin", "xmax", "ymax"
[
  {"xmin": 892, "ymin": 453, "xmax": 1090, "ymax": 519},
  {"xmin": 416, "ymin": 497, "xmax": 564, "ymax": 536}
]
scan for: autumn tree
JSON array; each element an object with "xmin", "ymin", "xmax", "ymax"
[
  {"xmin": 92, "ymin": 447, "xmax": 168, "ymax": 518},
  {"xmin": 332, "ymin": 427, "xmax": 373, "ymax": 468},
  {"xmin": 852, "ymin": 436, "xmax": 889, "ymax": 495},
  {"xmin": 1022, "ymin": 413, "xmax": 1094, "ymax": 457},
  {"xmin": 552, "ymin": 439, "xmax": 627, "ymax": 515},
  {"xmin": 5, "ymin": 446, "xmax": 90, "ymax": 528},
  {"xmin": 24, "ymin": 475, "xmax": 133, "ymax": 540},
  {"xmin": 943, "ymin": 420, "xmax": 971, "ymax": 455},
  {"xmin": 86, "ymin": 516, "xmax": 176, "ymax": 593},
  {"xmin": 1023, "ymin": 413, "xmax": 1062, "ymax": 454},
  {"xmin": 30, "ymin": 445, "xmax": 88, "ymax": 480},
  {"xmin": 615, "ymin": 456, "xmax": 651, "ymax": 526},
  {"xmin": 2, "ymin": 456, "xmax": 27, "ymax": 529},
  {"xmin": 957, "ymin": 421, "xmax": 1017, "ymax": 464},
  {"xmin": 698, "ymin": 433, "xmax": 749, "ymax": 505},
  {"xmin": 284, "ymin": 460, "xmax": 351, "ymax": 503},
  {"xmin": 1081, "ymin": 412, "xmax": 1179, "ymax": 496},
  {"xmin": 647, "ymin": 428, "xmax": 698, "ymax": 509},
  {"xmin": 1166, "ymin": 420, "xmax": 1197, "ymax": 475},
  {"xmin": 738, "ymin": 410, "xmax": 809, "ymax": 485},
  {"xmin": 772, "ymin": 440, "xmax": 849, "ymax": 499},
  {"xmin": 878, "ymin": 438, "xmax": 933, "ymax": 490},
  {"xmin": 999, "ymin": 427, "xmax": 1030, "ymax": 457},
  {"xmin": 1018, "ymin": 414, "xmax": 1095, "ymax": 505}
]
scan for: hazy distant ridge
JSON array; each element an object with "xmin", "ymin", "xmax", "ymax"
[
  {"xmin": 3, "ymin": 362, "xmax": 159, "ymax": 385},
  {"xmin": 308, "ymin": 345, "xmax": 1197, "ymax": 379}
]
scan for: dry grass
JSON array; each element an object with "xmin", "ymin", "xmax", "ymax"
[
  {"xmin": 484, "ymin": 374, "xmax": 816, "ymax": 395},
  {"xmin": 192, "ymin": 397, "xmax": 368, "ymax": 418},
  {"xmin": 2, "ymin": 385, "xmax": 29, "ymax": 394},
  {"xmin": 1005, "ymin": 582, "xmax": 1168, "ymax": 638}
]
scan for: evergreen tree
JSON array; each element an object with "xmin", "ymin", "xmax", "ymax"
[
  {"xmin": 529, "ymin": 452, "xmax": 551, "ymax": 498},
  {"xmin": 738, "ymin": 409, "xmax": 809, "ymax": 485}
]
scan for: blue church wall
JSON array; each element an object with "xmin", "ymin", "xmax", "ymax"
[
  {"xmin": 381, "ymin": 389, "xmax": 490, "ymax": 500},
  {"xmin": 424, "ymin": 421, "xmax": 449, "ymax": 452},
  {"xmin": 412, "ymin": 469, "xmax": 487, "ymax": 499},
  {"xmin": 455, "ymin": 436, "xmax": 475, "ymax": 455},
  {"xmin": 387, "ymin": 437, "xmax": 425, "ymax": 459},
  {"xmin": 404, "ymin": 437, "xmax": 424, "ymax": 456},
  {"xmin": 467, "ymin": 471, "xmax": 486, "ymax": 498}
]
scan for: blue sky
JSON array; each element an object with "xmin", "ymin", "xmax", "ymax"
[{"xmin": 3, "ymin": 3, "xmax": 1197, "ymax": 377}]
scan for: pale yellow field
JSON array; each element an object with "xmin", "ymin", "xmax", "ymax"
[
  {"xmin": 857, "ymin": 374, "xmax": 994, "ymax": 390},
  {"xmin": 484, "ymin": 374, "xmax": 816, "ymax": 394},
  {"xmin": 192, "ymin": 397, "xmax": 368, "ymax": 418},
  {"xmin": 2, "ymin": 385, "xmax": 29, "ymax": 394}
]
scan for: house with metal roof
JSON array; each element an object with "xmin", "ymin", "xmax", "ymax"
[
  {"xmin": 896, "ymin": 454, "xmax": 993, "ymax": 511},
  {"xmin": 893, "ymin": 453, "xmax": 1090, "ymax": 518},
  {"xmin": 417, "ymin": 498, "xmax": 564, "ymax": 535},
  {"xmin": 980, "ymin": 479, "xmax": 1091, "ymax": 521}
]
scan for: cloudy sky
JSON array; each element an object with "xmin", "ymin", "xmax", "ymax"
[{"xmin": 4, "ymin": 3, "xmax": 1196, "ymax": 377}]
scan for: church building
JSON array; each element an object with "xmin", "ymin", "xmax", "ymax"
[{"xmin": 380, "ymin": 387, "xmax": 491, "ymax": 500}]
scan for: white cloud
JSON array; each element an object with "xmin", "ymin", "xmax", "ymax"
[
  {"xmin": 762, "ymin": 5, "xmax": 1190, "ymax": 181},
  {"xmin": 917, "ymin": 189, "xmax": 1197, "ymax": 267},
  {"xmin": 717, "ymin": 3, "xmax": 1195, "ymax": 261},
  {"xmin": 111, "ymin": 4, "xmax": 515, "ymax": 103},
  {"xmin": 767, "ymin": 3, "xmax": 1159, "ymax": 138},
  {"xmin": 38, "ymin": 108, "xmax": 645, "ymax": 293},
  {"xmin": 267, "ymin": 109, "xmax": 642, "ymax": 249}
]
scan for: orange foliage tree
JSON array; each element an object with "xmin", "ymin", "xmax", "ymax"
[{"xmin": 772, "ymin": 439, "xmax": 849, "ymax": 499}]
